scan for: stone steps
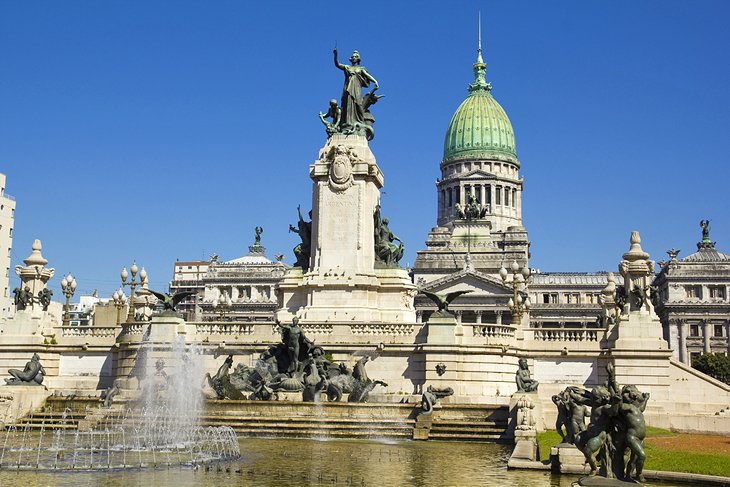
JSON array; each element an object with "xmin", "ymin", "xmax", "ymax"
[{"xmin": 17, "ymin": 397, "xmax": 511, "ymax": 443}]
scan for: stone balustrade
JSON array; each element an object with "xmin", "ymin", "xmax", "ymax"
[
  {"xmin": 194, "ymin": 322, "xmax": 255, "ymax": 336},
  {"xmin": 120, "ymin": 322, "xmax": 148, "ymax": 335},
  {"xmin": 472, "ymin": 324, "xmax": 515, "ymax": 339},
  {"xmin": 350, "ymin": 323, "xmax": 415, "ymax": 336},
  {"xmin": 531, "ymin": 328, "xmax": 599, "ymax": 342},
  {"xmin": 60, "ymin": 326, "xmax": 118, "ymax": 338}
]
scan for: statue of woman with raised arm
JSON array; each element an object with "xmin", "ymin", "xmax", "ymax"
[{"xmin": 334, "ymin": 48, "xmax": 379, "ymax": 134}]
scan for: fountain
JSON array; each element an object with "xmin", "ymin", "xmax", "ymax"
[{"xmin": 0, "ymin": 336, "xmax": 239, "ymax": 470}]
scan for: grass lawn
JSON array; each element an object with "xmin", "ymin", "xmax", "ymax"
[{"xmin": 536, "ymin": 426, "xmax": 730, "ymax": 478}]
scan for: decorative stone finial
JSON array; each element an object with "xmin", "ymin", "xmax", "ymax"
[
  {"xmin": 23, "ymin": 239, "xmax": 48, "ymax": 267},
  {"xmin": 14, "ymin": 239, "xmax": 55, "ymax": 310}
]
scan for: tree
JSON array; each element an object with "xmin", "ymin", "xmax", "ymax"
[{"xmin": 692, "ymin": 353, "xmax": 730, "ymax": 385}]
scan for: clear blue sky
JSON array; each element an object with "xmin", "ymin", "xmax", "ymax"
[{"xmin": 2, "ymin": 1, "xmax": 729, "ymax": 300}]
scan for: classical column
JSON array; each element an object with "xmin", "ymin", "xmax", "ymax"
[
  {"xmin": 726, "ymin": 320, "xmax": 730, "ymax": 356},
  {"xmin": 677, "ymin": 320, "xmax": 687, "ymax": 364},
  {"xmin": 495, "ymin": 310, "xmax": 503, "ymax": 325},
  {"xmin": 475, "ymin": 310, "xmax": 483, "ymax": 324},
  {"xmin": 479, "ymin": 185, "xmax": 485, "ymax": 206},
  {"xmin": 455, "ymin": 311, "xmax": 463, "ymax": 324},
  {"xmin": 703, "ymin": 320, "xmax": 711, "ymax": 354},
  {"xmin": 416, "ymin": 310, "xmax": 423, "ymax": 323}
]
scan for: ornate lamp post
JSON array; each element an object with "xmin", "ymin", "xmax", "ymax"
[
  {"xmin": 121, "ymin": 262, "xmax": 147, "ymax": 323},
  {"xmin": 112, "ymin": 289, "xmax": 127, "ymax": 326},
  {"xmin": 60, "ymin": 273, "xmax": 77, "ymax": 326},
  {"xmin": 499, "ymin": 260, "xmax": 531, "ymax": 325},
  {"xmin": 214, "ymin": 292, "xmax": 232, "ymax": 320}
]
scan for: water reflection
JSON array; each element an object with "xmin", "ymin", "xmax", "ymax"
[{"xmin": 0, "ymin": 437, "xmax": 687, "ymax": 487}]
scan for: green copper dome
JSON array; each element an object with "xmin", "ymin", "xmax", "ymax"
[{"xmin": 443, "ymin": 48, "xmax": 517, "ymax": 164}]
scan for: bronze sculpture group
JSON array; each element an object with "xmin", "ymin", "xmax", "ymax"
[
  {"xmin": 374, "ymin": 204, "xmax": 404, "ymax": 266},
  {"xmin": 320, "ymin": 48, "xmax": 382, "ymax": 140},
  {"xmin": 289, "ymin": 205, "xmax": 312, "ymax": 271},
  {"xmin": 206, "ymin": 318, "xmax": 387, "ymax": 403},
  {"xmin": 553, "ymin": 362, "xmax": 649, "ymax": 484}
]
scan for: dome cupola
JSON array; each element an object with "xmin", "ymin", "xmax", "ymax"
[{"xmin": 443, "ymin": 38, "xmax": 517, "ymax": 164}]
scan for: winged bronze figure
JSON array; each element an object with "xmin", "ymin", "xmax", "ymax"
[
  {"xmin": 146, "ymin": 289, "xmax": 198, "ymax": 312},
  {"xmin": 420, "ymin": 289, "xmax": 472, "ymax": 313}
]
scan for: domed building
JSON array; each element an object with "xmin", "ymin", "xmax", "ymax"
[{"xmin": 412, "ymin": 39, "xmax": 530, "ymax": 328}]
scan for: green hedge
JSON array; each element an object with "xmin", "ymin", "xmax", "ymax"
[{"xmin": 692, "ymin": 353, "xmax": 730, "ymax": 385}]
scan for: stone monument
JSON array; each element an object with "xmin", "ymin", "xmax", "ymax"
[
  {"xmin": 601, "ymin": 231, "xmax": 671, "ymax": 406},
  {"xmin": 277, "ymin": 49, "xmax": 416, "ymax": 325}
]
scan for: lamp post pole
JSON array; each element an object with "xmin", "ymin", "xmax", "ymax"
[
  {"xmin": 499, "ymin": 260, "xmax": 531, "ymax": 325},
  {"xmin": 121, "ymin": 262, "xmax": 147, "ymax": 323},
  {"xmin": 112, "ymin": 289, "xmax": 127, "ymax": 326},
  {"xmin": 60, "ymin": 274, "xmax": 77, "ymax": 326}
]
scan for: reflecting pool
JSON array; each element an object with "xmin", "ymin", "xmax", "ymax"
[{"xmin": 0, "ymin": 437, "xmax": 688, "ymax": 486}]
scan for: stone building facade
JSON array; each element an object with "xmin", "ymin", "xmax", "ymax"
[
  {"xmin": 412, "ymin": 38, "xmax": 529, "ymax": 328},
  {"xmin": 0, "ymin": 173, "xmax": 16, "ymax": 319},
  {"xmin": 199, "ymin": 240, "xmax": 287, "ymax": 323},
  {"xmin": 168, "ymin": 260, "xmax": 209, "ymax": 320},
  {"xmin": 168, "ymin": 233, "xmax": 288, "ymax": 323},
  {"xmin": 653, "ymin": 229, "xmax": 730, "ymax": 364}
]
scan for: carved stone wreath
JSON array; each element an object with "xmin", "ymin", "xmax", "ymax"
[{"xmin": 328, "ymin": 145, "xmax": 355, "ymax": 191}]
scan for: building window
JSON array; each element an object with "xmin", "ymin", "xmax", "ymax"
[
  {"xmin": 495, "ymin": 186, "xmax": 502, "ymax": 205},
  {"xmin": 485, "ymin": 186, "xmax": 491, "ymax": 205},
  {"xmin": 441, "ymin": 190, "xmax": 446, "ymax": 209},
  {"xmin": 685, "ymin": 286, "xmax": 702, "ymax": 299},
  {"xmin": 690, "ymin": 352, "xmax": 701, "ymax": 364},
  {"xmin": 512, "ymin": 188, "xmax": 517, "ymax": 207},
  {"xmin": 689, "ymin": 324, "xmax": 700, "ymax": 337},
  {"xmin": 542, "ymin": 293, "xmax": 550, "ymax": 304},
  {"xmin": 709, "ymin": 286, "xmax": 726, "ymax": 299},
  {"xmin": 504, "ymin": 188, "xmax": 510, "ymax": 206},
  {"xmin": 714, "ymin": 325, "xmax": 725, "ymax": 337}
]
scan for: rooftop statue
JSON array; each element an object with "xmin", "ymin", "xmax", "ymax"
[
  {"xmin": 146, "ymin": 288, "xmax": 197, "ymax": 312},
  {"xmin": 420, "ymin": 289, "xmax": 472, "ymax": 314},
  {"xmin": 5, "ymin": 353, "xmax": 46, "ymax": 386},
  {"xmin": 289, "ymin": 205, "xmax": 312, "ymax": 271},
  {"xmin": 515, "ymin": 358, "xmax": 539, "ymax": 392},
  {"xmin": 374, "ymin": 204, "xmax": 404, "ymax": 267},
  {"xmin": 323, "ymin": 48, "xmax": 381, "ymax": 140},
  {"xmin": 254, "ymin": 226, "xmax": 263, "ymax": 246},
  {"xmin": 700, "ymin": 219, "xmax": 711, "ymax": 242}
]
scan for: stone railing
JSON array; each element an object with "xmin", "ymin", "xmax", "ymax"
[
  {"xmin": 60, "ymin": 326, "xmax": 118, "ymax": 338},
  {"xmin": 194, "ymin": 322, "xmax": 255, "ymax": 336},
  {"xmin": 532, "ymin": 328, "xmax": 599, "ymax": 342},
  {"xmin": 120, "ymin": 322, "xmax": 148, "ymax": 335},
  {"xmin": 472, "ymin": 324, "xmax": 515, "ymax": 339},
  {"xmin": 350, "ymin": 323, "xmax": 415, "ymax": 336}
]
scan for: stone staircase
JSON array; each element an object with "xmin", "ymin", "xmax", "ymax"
[
  {"xmin": 6, "ymin": 396, "xmax": 511, "ymax": 443},
  {"xmin": 425, "ymin": 404, "xmax": 510, "ymax": 443}
]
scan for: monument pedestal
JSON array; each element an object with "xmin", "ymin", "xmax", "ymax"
[
  {"xmin": 0, "ymin": 385, "xmax": 50, "ymax": 423},
  {"xmin": 426, "ymin": 311, "xmax": 460, "ymax": 345},
  {"xmin": 277, "ymin": 133, "xmax": 416, "ymax": 326},
  {"xmin": 550, "ymin": 443, "xmax": 590, "ymax": 475}
]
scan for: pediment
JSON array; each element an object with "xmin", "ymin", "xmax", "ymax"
[
  {"xmin": 461, "ymin": 169, "xmax": 495, "ymax": 179},
  {"xmin": 419, "ymin": 269, "xmax": 510, "ymax": 296}
]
